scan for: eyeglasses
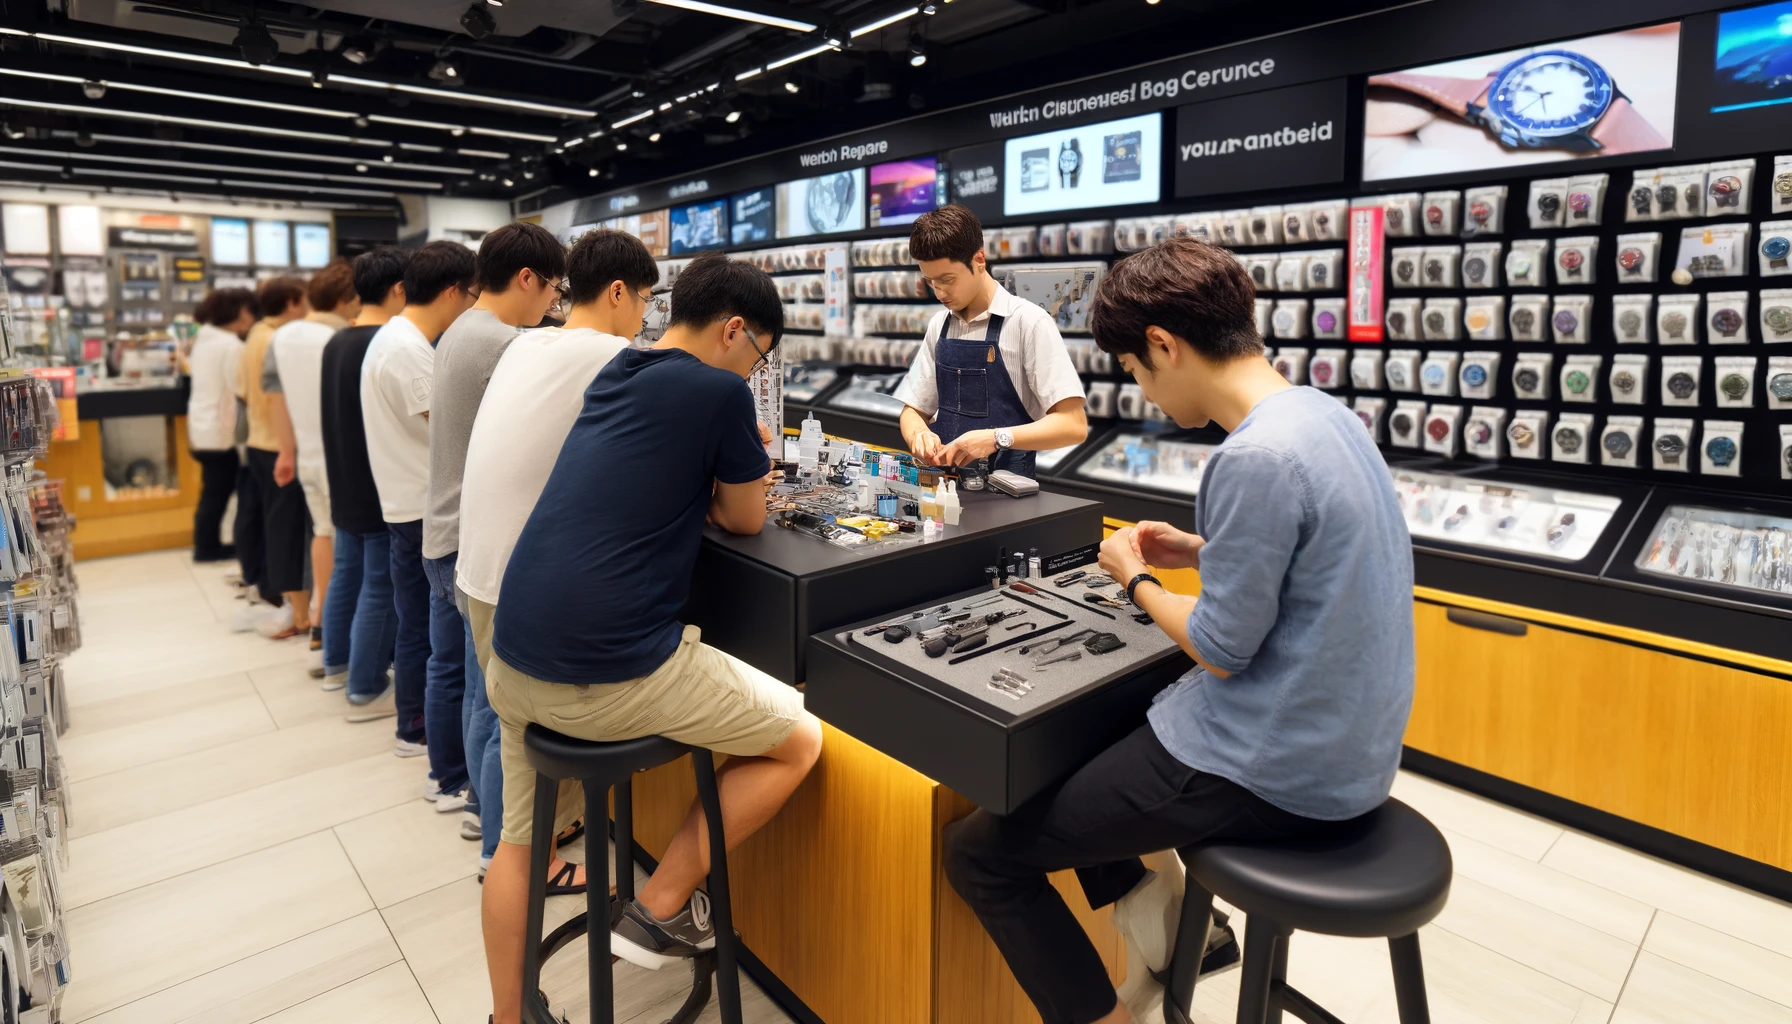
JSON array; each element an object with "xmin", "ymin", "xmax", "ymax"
[{"xmin": 742, "ymin": 325, "xmax": 771, "ymax": 376}]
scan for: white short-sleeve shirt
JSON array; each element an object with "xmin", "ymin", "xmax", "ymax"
[
  {"xmin": 360, "ymin": 314, "xmax": 436, "ymax": 523},
  {"xmin": 892, "ymin": 284, "xmax": 1086, "ymax": 422}
]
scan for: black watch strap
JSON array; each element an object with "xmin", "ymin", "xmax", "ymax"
[{"xmin": 1126, "ymin": 573, "xmax": 1163, "ymax": 605}]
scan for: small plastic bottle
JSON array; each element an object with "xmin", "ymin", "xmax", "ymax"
[{"xmin": 1028, "ymin": 547, "xmax": 1042, "ymax": 578}]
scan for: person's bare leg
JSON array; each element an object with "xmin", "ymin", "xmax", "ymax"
[
  {"xmin": 637, "ymin": 712, "xmax": 822, "ymax": 919},
  {"xmin": 310, "ymin": 534, "xmax": 332, "ymax": 627},
  {"xmin": 482, "ymin": 839, "xmax": 531, "ymax": 1024},
  {"xmin": 283, "ymin": 591, "xmax": 311, "ymax": 632}
]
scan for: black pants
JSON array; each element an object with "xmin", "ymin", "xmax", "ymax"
[
  {"xmin": 244, "ymin": 447, "xmax": 309, "ymax": 601},
  {"xmin": 190, "ymin": 448, "xmax": 239, "ymax": 561},
  {"xmin": 943, "ymin": 724, "xmax": 1348, "ymax": 1024},
  {"xmin": 234, "ymin": 458, "xmax": 270, "ymax": 604}
]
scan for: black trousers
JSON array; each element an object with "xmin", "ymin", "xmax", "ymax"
[
  {"xmin": 190, "ymin": 448, "xmax": 239, "ymax": 561},
  {"xmin": 943, "ymin": 724, "xmax": 1348, "ymax": 1024},
  {"xmin": 244, "ymin": 447, "xmax": 309, "ymax": 600},
  {"xmin": 234, "ymin": 457, "xmax": 270, "ymax": 604}
]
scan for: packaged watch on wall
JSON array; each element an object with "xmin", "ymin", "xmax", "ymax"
[
  {"xmin": 1311, "ymin": 297, "xmax": 1347, "ymax": 340},
  {"xmin": 1254, "ymin": 298, "xmax": 1273, "ymax": 338},
  {"xmin": 1559, "ymin": 354, "xmax": 1602, "ymax": 404},
  {"xmin": 1421, "ymin": 246, "xmax": 1461, "ymax": 288},
  {"xmin": 1507, "ymin": 410, "xmax": 1548, "ymax": 460},
  {"xmin": 1654, "ymin": 418, "xmax": 1694, "ymax": 471},
  {"xmin": 1148, "ymin": 217, "xmax": 1176, "ymax": 247},
  {"xmin": 1658, "ymin": 293, "xmax": 1702, "ymax": 345},
  {"xmin": 1714, "ymin": 355, "xmax": 1757, "ymax": 409},
  {"xmin": 1065, "ymin": 221, "xmax": 1114, "ymax": 255},
  {"xmin": 1551, "ymin": 295, "xmax": 1592, "ymax": 344},
  {"xmin": 1420, "ymin": 351, "xmax": 1460, "ymax": 397},
  {"xmin": 1085, "ymin": 380, "xmax": 1117, "ymax": 417},
  {"xmin": 1601, "ymin": 416, "xmax": 1644, "ymax": 469},
  {"xmin": 1769, "ymin": 356, "xmax": 1792, "ymax": 409},
  {"xmin": 1552, "ymin": 413, "xmax": 1595, "ymax": 466},
  {"xmin": 1625, "ymin": 172, "xmax": 1657, "ymax": 223},
  {"xmin": 1462, "ymin": 185, "xmax": 1507, "ymax": 237},
  {"xmin": 1612, "ymin": 232, "xmax": 1661, "ymax": 283},
  {"xmin": 1564, "ymin": 173, "xmax": 1609, "ymax": 227},
  {"xmin": 1305, "ymin": 250, "xmax": 1342, "ymax": 291},
  {"xmin": 1273, "ymin": 346, "xmax": 1310, "ymax": 384},
  {"xmin": 1529, "ymin": 179, "xmax": 1569, "ymax": 229},
  {"xmin": 1610, "ymin": 354, "xmax": 1648, "ymax": 406},
  {"xmin": 1037, "ymin": 223, "xmax": 1069, "ymax": 256},
  {"xmin": 1274, "ymin": 254, "xmax": 1304, "ymax": 292},
  {"xmin": 1707, "ymin": 292, "xmax": 1750, "ymax": 344},
  {"xmin": 1701, "ymin": 420, "xmax": 1744, "ymax": 476},
  {"xmin": 1506, "ymin": 240, "xmax": 1548, "ymax": 288},
  {"xmin": 1354, "ymin": 396, "xmax": 1386, "ymax": 441},
  {"xmin": 1674, "ymin": 222, "xmax": 1751, "ymax": 279},
  {"xmin": 1773, "ymin": 156, "xmax": 1792, "ymax": 214},
  {"xmin": 1247, "ymin": 255, "xmax": 1279, "ymax": 291},
  {"xmin": 1458, "ymin": 351, "xmax": 1500, "ymax": 400},
  {"xmin": 1379, "ymin": 193, "xmax": 1420, "ymax": 237},
  {"xmin": 1272, "ymin": 299, "xmax": 1311, "ymax": 339},
  {"xmin": 1248, "ymin": 207, "xmax": 1284, "ymax": 247},
  {"xmin": 1309, "ymin": 200, "xmax": 1348, "ymax": 242},
  {"xmin": 1113, "ymin": 218, "xmax": 1149, "ymax": 253},
  {"xmin": 1512, "ymin": 352, "xmax": 1554, "ymax": 400},
  {"xmin": 1552, "ymin": 237, "xmax": 1598, "ymax": 286},
  {"xmin": 1464, "ymin": 295, "xmax": 1506, "ymax": 341},
  {"xmin": 1118, "ymin": 382, "xmax": 1146, "ymax": 420},
  {"xmin": 1385, "ymin": 297, "xmax": 1422, "ymax": 342},
  {"xmin": 1781, "ymin": 424, "xmax": 1792, "ymax": 480},
  {"xmin": 1663, "ymin": 165, "xmax": 1711, "ymax": 219},
  {"xmin": 1613, "ymin": 294, "xmax": 1654, "ymax": 344},
  {"xmin": 1762, "ymin": 288, "xmax": 1792, "ymax": 342},
  {"xmin": 1214, "ymin": 210, "xmax": 1244, "ymax": 247},
  {"xmin": 1422, "ymin": 298, "xmax": 1462, "ymax": 342},
  {"xmin": 1463, "ymin": 406, "xmax": 1508, "ymax": 459},
  {"xmin": 1759, "ymin": 221, "xmax": 1792, "ymax": 277},
  {"xmin": 1351, "ymin": 348, "xmax": 1385, "ymax": 390},
  {"xmin": 1386, "ymin": 348, "xmax": 1422, "ymax": 392},
  {"xmin": 1390, "ymin": 399, "xmax": 1427, "ymax": 447},
  {"xmin": 1662, "ymin": 355, "xmax": 1703, "ymax": 407},
  {"xmin": 1461, "ymin": 242, "xmax": 1502, "ymax": 289},
  {"xmin": 1421, "ymin": 191, "xmax": 1461, "ymax": 237},
  {"xmin": 1423, "ymin": 403, "xmax": 1463, "ymax": 457},
  {"xmin": 1389, "ymin": 247, "xmax": 1424, "ymax": 290},
  {"xmin": 1510, "ymin": 294, "xmax": 1549, "ymax": 342},
  {"xmin": 1704, "ymin": 159, "xmax": 1754, "ymax": 216},
  {"xmin": 1280, "ymin": 204, "xmax": 1310, "ymax": 244},
  {"xmin": 1311, "ymin": 348, "xmax": 1347, "ymax": 390}
]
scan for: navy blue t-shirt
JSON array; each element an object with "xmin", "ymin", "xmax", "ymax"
[{"xmin": 492, "ymin": 348, "xmax": 772, "ymax": 684}]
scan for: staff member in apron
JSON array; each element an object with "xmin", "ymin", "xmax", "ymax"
[{"xmin": 895, "ymin": 205, "xmax": 1088, "ymax": 480}]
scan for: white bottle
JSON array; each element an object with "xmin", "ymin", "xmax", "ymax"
[{"xmin": 939, "ymin": 479, "xmax": 962, "ymax": 526}]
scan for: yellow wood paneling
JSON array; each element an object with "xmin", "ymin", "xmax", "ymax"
[{"xmin": 41, "ymin": 416, "xmax": 202, "ymax": 560}]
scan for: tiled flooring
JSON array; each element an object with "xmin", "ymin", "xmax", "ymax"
[{"xmin": 59, "ymin": 550, "xmax": 1792, "ymax": 1024}]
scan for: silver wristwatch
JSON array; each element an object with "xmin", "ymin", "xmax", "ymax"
[{"xmin": 994, "ymin": 428, "xmax": 1014, "ymax": 451}]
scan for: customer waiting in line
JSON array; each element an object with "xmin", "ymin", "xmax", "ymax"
[
  {"xmin": 943, "ymin": 238, "xmax": 1416, "ymax": 1024},
  {"xmin": 422, "ymin": 222, "xmax": 567, "ymax": 824},
  {"xmin": 457, "ymin": 228, "xmax": 658, "ymax": 882},
  {"xmin": 233, "ymin": 276, "xmax": 310, "ymax": 635},
  {"xmin": 186, "ymin": 286, "xmax": 255, "ymax": 564},
  {"xmin": 479, "ymin": 251, "xmax": 822, "ymax": 1024}
]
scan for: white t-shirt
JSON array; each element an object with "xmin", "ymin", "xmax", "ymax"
[
  {"xmin": 268, "ymin": 313, "xmax": 347, "ymax": 476},
  {"xmin": 892, "ymin": 284, "xmax": 1086, "ymax": 422},
  {"xmin": 360, "ymin": 314, "xmax": 435, "ymax": 523},
  {"xmin": 186, "ymin": 324, "xmax": 243, "ymax": 451},
  {"xmin": 456, "ymin": 326, "xmax": 630, "ymax": 605}
]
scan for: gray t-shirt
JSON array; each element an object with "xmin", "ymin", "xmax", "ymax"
[{"xmin": 424, "ymin": 308, "xmax": 521, "ymax": 559}]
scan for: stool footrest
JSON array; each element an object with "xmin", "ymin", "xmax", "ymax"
[{"xmin": 1277, "ymin": 982, "xmax": 1348, "ymax": 1024}]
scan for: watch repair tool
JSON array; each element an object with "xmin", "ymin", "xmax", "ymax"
[
  {"xmin": 962, "ymin": 594, "xmax": 1005, "ymax": 611},
  {"xmin": 1053, "ymin": 570, "xmax": 1089, "ymax": 588},
  {"xmin": 1084, "ymin": 592, "xmax": 1127, "ymax": 610},
  {"xmin": 882, "ymin": 624, "xmax": 912, "ymax": 643},
  {"xmin": 862, "ymin": 624, "xmax": 889, "ymax": 636},
  {"xmin": 952, "ymin": 632, "xmax": 989, "ymax": 654},
  {"xmin": 1022, "ymin": 628, "xmax": 1095, "ymax": 656},
  {"xmin": 1015, "ymin": 581, "xmax": 1115, "ymax": 620},
  {"xmin": 993, "ymin": 666, "xmax": 1027, "ymax": 683},
  {"xmin": 1035, "ymin": 648, "xmax": 1084, "ymax": 668},
  {"xmin": 1081, "ymin": 573, "xmax": 1117, "ymax": 588},
  {"xmin": 947, "ymin": 619, "xmax": 1072, "ymax": 665},
  {"xmin": 1083, "ymin": 632, "xmax": 1128, "ymax": 655},
  {"xmin": 938, "ymin": 611, "xmax": 972, "ymax": 624},
  {"xmin": 1005, "ymin": 620, "xmax": 1038, "ymax": 632}
]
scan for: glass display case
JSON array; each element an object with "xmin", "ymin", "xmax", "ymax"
[
  {"xmin": 1070, "ymin": 431, "xmax": 1215, "ymax": 497},
  {"xmin": 1035, "ymin": 444, "xmax": 1080, "ymax": 473},
  {"xmin": 785, "ymin": 364, "xmax": 839, "ymax": 404},
  {"xmin": 1632, "ymin": 505, "xmax": 1792, "ymax": 597},
  {"xmin": 826, "ymin": 371, "xmax": 907, "ymax": 418},
  {"xmin": 1390, "ymin": 466, "xmax": 1623, "ymax": 564}
]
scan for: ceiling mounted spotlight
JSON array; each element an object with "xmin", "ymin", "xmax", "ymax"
[
  {"xmin": 81, "ymin": 79, "xmax": 106, "ymax": 100},
  {"xmin": 233, "ymin": 19, "xmax": 279, "ymax": 66},
  {"xmin": 783, "ymin": 80, "xmax": 799, "ymax": 94},
  {"xmin": 382, "ymin": 153, "xmax": 395, "ymax": 162},
  {"xmin": 822, "ymin": 24, "xmax": 845, "ymax": 48},
  {"xmin": 311, "ymin": 68, "xmax": 328, "ymax": 89},
  {"xmin": 724, "ymin": 109, "xmax": 741, "ymax": 123},
  {"xmin": 502, "ymin": 177, "xmax": 514, "ymax": 186},
  {"xmin": 589, "ymin": 167, "xmax": 600, "ymax": 177},
  {"xmin": 59, "ymin": 166, "xmax": 71, "ymax": 180},
  {"xmin": 909, "ymin": 29, "xmax": 927, "ymax": 66},
  {"xmin": 429, "ymin": 55, "xmax": 465, "ymax": 85},
  {"xmin": 75, "ymin": 131, "xmax": 94, "ymax": 148},
  {"xmin": 922, "ymin": 2, "xmax": 937, "ymax": 13},
  {"xmin": 631, "ymin": 88, "xmax": 646, "ymax": 98},
  {"xmin": 355, "ymin": 163, "xmax": 369, "ymax": 172},
  {"xmin": 523, "ymin": 169, "xmax": 534, "ymax": 179},
  {"xmin": 339, "ymin": 34, "xmax": 382, "ymax": 65},
  {"xmin": 487, "ymin": 0, "xmax": 505, "ymax": 6},
  {"xmin": 616, "ymin": 141, "xmax": 628, "ymax": 151},
  {"xmin": 648, "ymin": 132, "xmax": 661, "ymax": 142},
  {"xmin": 460, "ymin": 2, "xmax": 498, "ymax": 40},
  {"xmin": 451, "ymin": 126, "xmax": 466, "ymax": 137}
]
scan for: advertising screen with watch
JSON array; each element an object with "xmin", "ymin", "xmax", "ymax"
[
  {"xmin": 729, "ymin": 189, "xmax": 774, "ymax": 246},
  {"xmin": 1002, "ymin": 111, "xmax": 1163, "ymax": 217},
  {"xmin": 868, "ymin": 157, "xmax": 945, "ymax": 227},
  {"xmin": 774, "ymin": 168, "xmax": 868, "ymax": 239},
  {"xmin": 1363, "ymin": 23, "xmax": 1679, "ymax": 182},
  {"xmin": 1713, "ymin": 0, "xmax": 1792, "ymax": 113},
  {"xmin": 668, "ymin": 198, "xmax": 730, "ymax": 256}
]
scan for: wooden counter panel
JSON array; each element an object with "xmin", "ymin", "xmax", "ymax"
[
  {"xmin": 42, "ymin": 416, "xmax": 203, "ymax": 560},
  {"xmin": 1407, "ymin": 600, "xmax": 1792, "ymax": 871}
]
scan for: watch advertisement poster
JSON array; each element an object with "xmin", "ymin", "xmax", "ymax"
[
  {"xmin": 867, "ymin": 157, "xmax": 944, "ymax": 227},
  {"xmin": 944, "ymin": 141, "xmax": 1004, "ymax": 223},
  {"xmin": 1713, "ymin": 1, "xmax": 1792, "ymax": 113},
  {"xmin": 730, "ymin": 189, "xmax": 774, "ymax": 246},
  {"xmin": 775, "ymin": 169, "xmax": 867, "ymax": 239},
  {"xmin": 1002, "ymin": 111, "xmax": 1163, "ymax": 217},
  {"xmin": 1348, "ymin": 204, "xmax": 1387, "ymax": 343},
  {"xmin": 1362, "ymin": 23, "xmax": 1679, "ymax": 183},
  {"xmin": 1173, "ymin": 79, "xmax": 1348, "ymax": 198},
  {"xmin": 668, "ymin": 198, "xmax": 730, "ymax": 255}
]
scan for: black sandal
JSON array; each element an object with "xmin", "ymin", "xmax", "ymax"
[
  {"xmin": 555, "ymin": 820, "xmax": 584, "ymax": 850},
  {"xmin": 546, "ymin": 860, "xmax": 617, "ymax": 898}
]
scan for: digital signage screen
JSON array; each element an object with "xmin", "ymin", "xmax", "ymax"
[
  {"xmin": 669, "ymin": 199, "xmax": 729, "ymax": 255},
  {"xmin": 867, "ymin": 157, "xmax": 943, "ymax": 227},
  {"xmin": 1363, "ymin": 24, "xmax": 1679, "ymax": 182},
  {"xmin": 944, "ymin": 142, "xmax": 1003, "ymax": 223},
  {"xmin": 294, "ymin": 223, "xmax": 332, "ymax": 268},
  {"xmin": 211, "ymin": 218, "xmax": 250, "ymax": 266},
  {"xmin": 252, "ymin": 220, "xmax": 291, "ymax": 267},
  {"xmin": 775, "ymin": 168, "xmax": 866, "ymax": 239},
  {"xmin": 1002, "ymin": 112, "xmax": 1163, "ymax": 217},
  {"xmin": 1714, "ymin": 1, "xmax": 1792, "ymax": 112},
  {"xmin": 731, "ymin": 188, "xmax": 774, "ymax": 245}
]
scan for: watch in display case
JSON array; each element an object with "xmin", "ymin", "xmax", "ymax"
[
  {"xmin": 1421, "ymin": 191, "xmax": 1459, "ymax": 236},
  {"xmin": 1554, "ymin": 237, "xmax": 1597, "ymax": 285},
  {"xmin": 1423, "ymin": 404, "xmax": 1463, "ymax": 457},
  {"xmin": 1461, "ymin": 241, "xmax": 1501, "ymax": 288},
  {"xmin": 1390, "ymin": 247, "xmax": 1422, "ymax": 288},
  {"xmin": 1770, "ymin": 358, "xmax": 1792, "ymax": 409},
  {"xmin": 1420, "ymin": 351, "xmax": 1459, "ymax": 396},
  {"xmin": 1602, "ymin": 416, "xmax": 1643, "ymax": 468},
  {"xmin": 1531, "ymin": 179, "xmax": 1567, "ymax": 228},
  {"xmin": 1710, "ymin": 175, "xmax": 1743, "ymax": 209},
  {"xmin": 1560, "ymin": 355, "xmax": 1601, "ymax": 403},
  {"xmin": 1422, "ymin": 298, "xmax": 1462, "ymax": 341},
  {"xmin": 1354, "ymin": 396, "xmax": 1387, "ymax": 441},
  {"xmin": 1613, "ymin": 231, "xmax": 1659, "ymax": 282},
  {"xmin": 1507, "ymin": 419, "xmax": 1540, "ymax": 456},
  {"xmin": 1351, "ymin": 349, "xmax": 1385, "ymax": 390},
  {"xmin": 1552, "ymin": 417, "xmax": 1591, "ymax": 464},
  {"xmin": 1464, "ymin": 296, "xmax": 1505, "ymax": 341},
  {"xmin": 1311, "ymin": 349, "xmax": 1347, "ymax": 390},
  {"xmin": 1654, "ymin": 426, "xmax": 1691, "ymax": 471},
  {"xmin": 1463, "ymin": 406, "xmax": 1507, "ymax": 459},
  {"xmin": 1058, "ymin": 139, "xmax": 1082, "ymax": 188},
  {"xmin": 1765, "ymin": 235, "xmax": 1792, "ymax": 271},
  {"xmin": 1459, "ymin": 352, "xmax": 1499, "ymax": 400},
  {"xmin": 1667, "ymin": 372, "xmax": 1699, "ymax": 401},
  {"xmin": 1703, "ymin": 423, "xmax": 1744, "ymax": 476},
  {"xmin": 1552, "ymin": 295, "xmax": 1591, "ymax": 343},
  {"xmin": 1513, "ymin": 358, "xmax": 1550, "ymax": 400},
  {"xmin": 1633, "ymin": 504, "xmax": 1792, "ymax": 597},
  {"xmin": 1389, "ymin": 462, "xmax": 1624, "ymax": 562},
  {"xmin": 1610, "ymin": 355, "xmax": 1648, "ymax": 406},
  {"xmin": 1663, "ymin": 355, "xmax": 1702, "ymax": 406},
  {"xmin": 1613, "ymin": 294, "xmax": 1654, "ymax": 345},
  {"xmin": 1709, "ymin": 292, "xmax": 1750, "ymax": 344},
  {"xmin": 1283, "ymin": 205, "xmax": 1310, "ymax": 243},
  {"xmin": 1386, "ymin": 350, "xmax": 1419, "ymax": 392},
  {"xmin": 1659, "ymin": 294, "xmax": 1701, "ymax": 344},
  {"xmin": 1629, "ymin": 184, "xmax": 1654, "ymax": 220},
  {"xmin": 1390, "ymin": 400, "xmax": 1427, "ymax": 447}
]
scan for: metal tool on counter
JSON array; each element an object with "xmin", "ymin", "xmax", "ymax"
[
  {"xmin": 1035, "ymin": 648, "xmax": 1083, "ymax": 668},
  {"xmin": 987, "ymin": 666, "xmax": 1033, "ymax": 700},
  {"xmin": 1084, "ymin": 592, "xmax": 1127, "ymax": 610},
  {"xmin": 1022, "ymin": 628, "xmax": 1095, "ymax": 656},
  {"xmin": 1002, "ymin": 585, "xmax": 1070, "ymax": 620},
  {"xmin": 1012, "ymin": 581, "xmax": 1115, "ymax": 620},
  {"xmin": 947, "ymin": 619, "xmax": 1071, "ymax": 665},
  {"xmin": 952, "ymin": 632, "xmax": 989, "ymax": 654},
  {"xmin": 962, "ymin": 593, "xmax": 1005, "ymax": 610},
  {"xmin": 1053, "ymin": 570, "xmax": 1088, "ymax": 588},
  {"xmin": 1004, "ymin": 620, "xmax": 1037, "ymax": 631}
]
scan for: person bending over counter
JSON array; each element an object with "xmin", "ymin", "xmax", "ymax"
[
  {"xmin": 944, "ymin": 238, "xmax": 1416, "ymax": 1024},
  {"xmin": 895, "ymin": 204, "xmax": 1088, "ymax": 479},
  {"xmin": 480, "ymin": 251, "xmax": 822, "ymax": 1024}
]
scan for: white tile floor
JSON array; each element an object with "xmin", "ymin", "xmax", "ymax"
[{"xmin": 57, "ymin": 550, "xmax": 1792, "ymax": 1024}]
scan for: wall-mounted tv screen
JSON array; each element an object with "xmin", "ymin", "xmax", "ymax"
[
  {"xmin": 252, "ymin": 220, "xmax": 291, "ymax": 267},
  {"xmin": 1714, "ymin": 1, "xmax": 1792, "ymax": 112},
  {"xmin": 294, "ymin": 223, "xmax": 332, "ymax": 268},
  {"xmin": 669, "ymin": 198, "xmax": 729, "ymax": 255},
  {"xmin": 211, "ymin": 218, "xmax": 250, "ymax": 265},
  {"xmin": 868, "ymin": 157, "xmax": 943, "ymax": 227},
  {"xmin": 775, "ymin": 168, "xmax": 866, "ymax": 239},
  {"xmin": 1002, "ymin": 112, "xmax": 1163, "ymax": 217},
  {"xmin": 731, "ymin": 188, "xmax": 774, "ymax": 245}
]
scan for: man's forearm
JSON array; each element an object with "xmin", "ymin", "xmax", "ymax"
[
  {"xmin": 1011, "ymin": 409, "xmax": 1088, "ymax": 452},
  {"xmin": 269, "ymin": 394, "xmax": 297, "ymax": 457},
  {"xmin": 899, "ymin": 405, "xmax": 932, "ymax": 448},
  {"xmin": 1133, "ymin": 582, "xmax": 1231, "ymax": 679}
]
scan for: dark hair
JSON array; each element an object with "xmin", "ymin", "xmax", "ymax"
[
  {"xmin": 306, "ymin": 259, "xmax": 357, "ymax": 312},
  {"xmin": 254, "ymin": 275, "xmax": 307, "ymax": 319},
  {"xmin": 403, "ymin": 239, "xmax": 477, "ymax": 306},
  {"xmin": 352, "ymin": 247, "xmax": 410, "ymax": 306},
  {"xmin": 1089, "ymin": 238, "xmax": 1262, "ymax": 369},
  {"xmin": 909, "ymin": 204, "xmax": 983, "ymax": 268},
  {"xmin": 566, "ymin": 229, "xmax": 658, "ymax": 307},
  {"xmin": 475, "ymin": 222, "xmax": 567, "ymax": 294},
  {"xmin": 195, "ymin": 287, "xmax": 255, "ymax": 327},
  {"xmin": 666, "ymin": 251, "xmax": 783, "ymax": 347}
]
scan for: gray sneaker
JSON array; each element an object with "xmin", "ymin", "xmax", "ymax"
[{"xmin": 610, "ymin": 893, "xmax": 715, "ymax": 970}]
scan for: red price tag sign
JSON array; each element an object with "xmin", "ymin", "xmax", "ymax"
[{"xmin": 1347, "ymin": 205, "xmax": 1386, "ymax": 343}]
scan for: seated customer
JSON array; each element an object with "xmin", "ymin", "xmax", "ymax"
[
  {"xmin": 480, "ymin": 252, "xmax": 822, "ymax": 1024},
  {"xmin": 943, "ymin": 237, "xmax": 1415, "ymax": 1024}
]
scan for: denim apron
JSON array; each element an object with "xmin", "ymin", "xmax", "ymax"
[{"xmin": 933, "ymin": 313, "xmax": 1037, "ymax": 479}]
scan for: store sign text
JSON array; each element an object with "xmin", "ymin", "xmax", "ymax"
[
  {"xmin": 667, "ymin": 180, "xmax": 709, "ymax": 199},
  {"xmin": 608, "ymin": 194, "xmax": 641, "ymax": 212},
  {"xmin": 1180, "ymin": 119, "xmax": 1333, "ymax": 160},
  {"xmin": 797, "ymin": 139, "xmax": 889, "ymax": 168},
  {"xmin": 988, "ymin": 58, "xmax": 1277, "ymax": 128}
]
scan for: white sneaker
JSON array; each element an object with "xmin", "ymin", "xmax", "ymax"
[
  {"xmin": 1112, "ymin": 853, "xmax": 1186, "ymax": 976},
  {"xmin": 345, "ymin": 686, "xmax": 397, "ymax": 723},
  {"xmin": 253, "ymin": 603, "xmax": 294, "ymax": 638},
  {"xmin": 319, "ymin": 671, "xmax": 347, "ymax": 692},
  {"xmin": 460, "ymin": 812, "xmax": 482, "ymax": 841},
  {"xmin": 307, "ymin": 647, "xmax": 325, "ymax": 676},
  {"xmin": 394, "ymin": 738, "xmax": 427, "ymax": 758},
  {"xmin": 229, "ymin": 600, "xmax": 268, "ymax": 633},
  {"xmin": 432, "ymin": 788, "xmax": 469, "ymax": 813}
]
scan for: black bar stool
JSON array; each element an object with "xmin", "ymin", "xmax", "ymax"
[
  {"xmin": 1162, "ymin": 798, "xmax": 1453, "ymax": 1024},
  {"xmin": 519, "ymin": 725, "xmax": 742, "ymax": 1024}
]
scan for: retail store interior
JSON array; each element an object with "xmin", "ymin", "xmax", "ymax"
[{"xmin": 3, "ymin": 0, "xmax": 1792, "ymax": 1022}]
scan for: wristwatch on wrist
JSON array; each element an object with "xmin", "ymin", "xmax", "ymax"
[
  {"xmin": 994, "ymin": 428, "xmax": 1014, "ymax": 451},
  {"xmin": 1058, "ymin": 139, "xmax": 1082, "ymax": 189},
  {"xmin": 1126, "ymin": 572, "xmax": 1163, "ymax": 605}
]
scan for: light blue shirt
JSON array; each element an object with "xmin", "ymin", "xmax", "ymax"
[{"xmin": 1147, "ymin": 387, "xmax": 1414, "ymax": 821}]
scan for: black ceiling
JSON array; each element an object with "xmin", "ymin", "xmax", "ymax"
[{"xmin": 0, "ymin": 0, "xmax": 1399, "ymax": 208}]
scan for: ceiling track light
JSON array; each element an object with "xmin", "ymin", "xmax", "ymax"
[
  {"xmin": 233, "ymin": 19, "xmax": 279, "ymax": 66},
  {"xmin": 429, "ymin": 55, "xmax": 465, "ymax": 85},
  {"xmin": 81, "ymin": 79, "xmax": 106, "ymax": 100},
  {"xmin": 338, "ymin": 34, "xmax": 382, "ymax": 66},
  {"xmin": 783, "ymin": 79, "xmax": 799, "ymax": 94},
  {"xmin": 648, "ymin": 132, "xmax": 661, "ymax": 142},
  {"xmin": 724, "ymin": 109, "xmax": 742, "ymax": 123},
  {"xmin": 822, "ymin": 24, "xmax": 846, "ymax": 47},
  {"xmin": 908, "ymin": 27, "xmax": 927, "ymax": 66},
  {"xmin": 460, "ymin": 2, "xmax": 498, "ymax": 40},
  {"xmin": 849, "ymin": 9, "xmax": 916, "ymax": 37}
]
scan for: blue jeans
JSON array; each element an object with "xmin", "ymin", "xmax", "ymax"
[
  {"xmin": 421, "ymin": 551, "xmax": 469, "ymax": 796},
  {"xmin": 463, "ymin": 617, "xmax": 502, "ymax": 860},
  {"xmin": 386, "ymin": 521, "xmax": 431, "ymax": 746},
  {"xmin": 341, "ymin": 529, "xmax": 399, "ymax": 702}
]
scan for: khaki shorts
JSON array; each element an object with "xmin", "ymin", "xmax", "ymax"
[
  {"xmin": 298, "ymin": 463, "xmax": 332, "ymax": 539},
  {"xmin": 483, "ymin": 614, "xmax": 804, "ymax": 846}
]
